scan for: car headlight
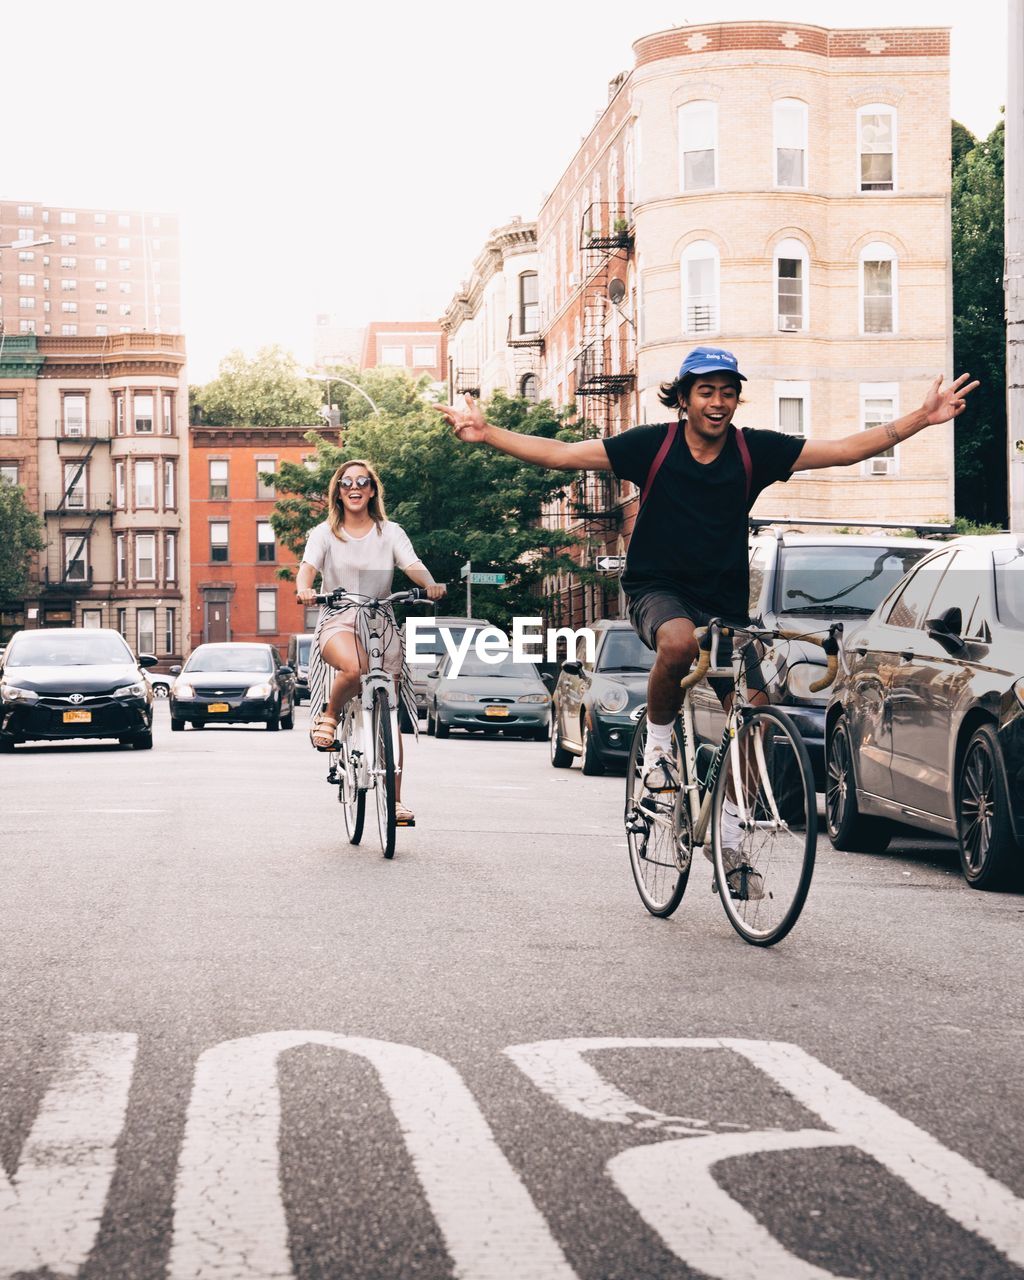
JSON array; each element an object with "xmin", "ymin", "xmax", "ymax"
[
  {"xmin": 517, "ymin": 693, "xmax": 549, "ymax": 703},
  {"xmin": 596, "ymin": 686, "xmax": 629, "ymax": 714},
  {"xmin": 246, "ymin": 682, "xmax": 273, "ymax": 698},
  {"xmin": 113, "ymin": 682, "xmax": 147, "ymax": 699},
  {"xmin": 173, "ymin": 681, "xmax": 195, "ymax": 698},
  {"xmin": 0, "ymin": 681, "xmax": 39, "ymax": 704},
  {"xmin": 442, "ymin": 691, "xmax": 476, "ymax": 703},
  {"xmin": 785, "ymin": 662, "xmax": 827, "ymax": 700}
]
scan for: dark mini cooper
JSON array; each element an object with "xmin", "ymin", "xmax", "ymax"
[
  {"xmin": 826, "ymin": 535, "xmax": 1024, "ymax": 889},
  {"xmin": 0, "ymin": 627, "xmax": 156, "ymax": 751},
  {"xmin": 170, "ymin": 643, "xmax": 295, "ymax": 731}
]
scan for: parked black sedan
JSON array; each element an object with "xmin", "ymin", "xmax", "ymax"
[
  {"xmin": 826, "ymin": 535, "xmax": 1024, "ymax": 889},
  {"xmin": 0, "ymin": 627, "xmax": 156, "ymax": 751},
  {"xmin": 170, "ymin": 643, "xmax": 295, "ymax": 731},
  {"xmin": 550, "ymin": 620, "xmax": 654, "ymax": 774}
]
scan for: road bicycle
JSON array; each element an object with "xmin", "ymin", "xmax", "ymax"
[
  {"xmin": 314, "ymin": 588, "xmax": 432, "ymax": 860},
  {"xmin": 625, "ymin": 620, "xmax": 841, "ymax": 946}
]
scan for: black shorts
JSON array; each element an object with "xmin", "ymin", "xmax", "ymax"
[{"xmin": 626, "ymin": 584, "xmax": 765, "ymax": 699}]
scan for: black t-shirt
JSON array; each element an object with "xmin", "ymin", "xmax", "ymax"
[{"xmin": 603, "ymin": 422, "xmax": 804, "ymax": 619}]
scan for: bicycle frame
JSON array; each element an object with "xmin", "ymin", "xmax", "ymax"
[{"xmin": 339, "ymin": 602, "xmax": 402, "ymax": 793}]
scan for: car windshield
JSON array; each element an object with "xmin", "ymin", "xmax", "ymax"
[
  {"xmin": 6, "ymin": 632, "xmax": 134, "ymax": 666},
  {"xmin": 185, "ymin": 647, "xmax": 273, "ymax": 673},
  {"xmin": 994, "ymin": 549, "xmax": 1024, "ymax": 627},
  {"xmin": 597, "ymin": 630, "xmax": 654, "ymax": 672},
  {"xmin": 298, "ymin": 639, "xmax": 311, "ymax": 664},
  {"xmin": 414, "ymin": 625, "xmax": 475, "ymax": 656},
  {"xmin": 776, "ymin": 545, "xmax": 932, "ymax": 615},
  {"xmin": 448, "ymin": 650, "xmax": 541, "ymax": 680}
]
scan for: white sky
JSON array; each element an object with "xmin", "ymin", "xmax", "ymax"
[{"xmin": 4, "ymin": 0, "xmax": 1007, "ymax": 381}]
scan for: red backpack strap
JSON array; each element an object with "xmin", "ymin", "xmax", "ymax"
[
  {"xmin": 734, "ymin": 426, "xmax": 753, "ymax": 505},
  {"xmin": 639, "ymin": 420, "xmax": 678, "ymax": 509}
]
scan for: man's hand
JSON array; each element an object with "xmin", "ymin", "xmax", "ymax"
[
  {"xmin": 425, "ymin": 583, "xmax": 447, "ymax": 601},
  {"xmin": 433, "ymin": 394, "xmax": 487, "ymax": 442},
  {"xmin": 922, "ymin": 373, "xmax": 979, "ymax": 426}
]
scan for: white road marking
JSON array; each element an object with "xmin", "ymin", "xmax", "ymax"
[
  {"xmin": 0, "ymin": 1033, "xmax": 137, "ymax": 1279},
  {"xmin": 170, "ymin": 1031, "xmax": 578, "ymax": 1280},
  {"xmin": 507, "ymin": 1036, "xmax": 1024, "ymax": 1273}
]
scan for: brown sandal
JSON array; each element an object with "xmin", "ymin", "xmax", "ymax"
[{"xmin": 310, "ymin": 713, "xmax": 339, "ymax": 751}]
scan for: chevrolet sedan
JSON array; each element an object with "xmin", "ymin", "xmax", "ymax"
[
  {"xmin": 424, "ymin": 649, "xmax": 550, "ymax": 739},
  {"xmin": 170, "ymin": 643, "xmax": 295, "ymax": 731}
]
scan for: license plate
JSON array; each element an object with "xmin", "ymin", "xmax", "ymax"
[
  {"xmin": 63, "ymin": 710, "xmax": 92, "ymax": 724},
  {"xmin": 207, "ymin": 702, "xmax": 230, "ymax": 713},
  {"xmin": 485, "ymin": 705, "xmax": 509, "ymax": 718}
]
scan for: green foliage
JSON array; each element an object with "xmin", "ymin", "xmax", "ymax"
[
  {"xmin": 191, "ymin": 345, "xmax": 322, "ymax": 426},
  {"xmin": 951, "ymin": 117, "xmax": 1007, "ymax": 526},
  {"xmin": 0, "ymin": 480, "xmax": 46, "ymax": 604},
  {"xmin": 952, "ymin": 515, "xmax": 1007, "ymax": 536},
  {"xmin": 266, "ymin": 372, "xmax": 591, "ymax": 632}
]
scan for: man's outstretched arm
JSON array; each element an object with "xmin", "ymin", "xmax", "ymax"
[
  {"xmin": 794, "ymin": 373, "xmax": 979, "ymax": 471},
  {"xmin": 434, "ymin": 395, "xmax": 613, "ymax": 472}
]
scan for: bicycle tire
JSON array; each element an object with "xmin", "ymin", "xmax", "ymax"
[
  {"xmin": 624, "ymin": 712, "xmax": 692, "ymax": 917},
  {"xmin": 372, "ymin": 686, "xmax": 397, "ymax": 859},
  {"xmin": 711, "ymin": 705, "xmax": 815, "ymax": 946},
  {"xmin": 336, "ymin": 713, "xmax": 365, "ymax": 845}
]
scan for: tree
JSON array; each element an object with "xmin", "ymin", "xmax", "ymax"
[
  {"xmin": 266, "ymin": 371, "xmax": 593, "ymax": 632},
  {"xmin": 952, "ymin": 117, "xmax": 1007, "ymax": 527},
  {"xmin": 0, "ymin": 480, "xmax": 45, "ymax": 605},
  {"xmin": 190, "ymin": 345, "xmax": 322, "ymax": 426}
]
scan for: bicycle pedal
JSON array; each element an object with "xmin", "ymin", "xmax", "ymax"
[
  {"xmin": 326, "ymin": 768, "xmax": 339, "ymax": 785},
  {"xmin": 625, "ymin": 807, "xmax": 650, "ymax": 834},
  {"xmin": 395, "ymin": 815, "xmax": 416, "ymax": 827}
]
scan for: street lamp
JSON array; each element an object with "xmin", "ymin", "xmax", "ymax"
[
  {"xmin": 0, "ymin": 235, "xmax": 54, "ymax": 250},
  {"xmin": 308, "ymin": 371, "xmax": 381, "ymax": 419}
]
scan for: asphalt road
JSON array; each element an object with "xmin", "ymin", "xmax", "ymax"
[{"xmin": 2, "ymin": 702, "xmax": 1023, "ymax": 1279}]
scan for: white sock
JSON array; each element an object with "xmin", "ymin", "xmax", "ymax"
[
  {"xmin": 643, "ymin": 719, "xmax": 675, "ymax": 774},
  {"xmin": 720, "ymin": 798, "xmax": 743, "ymax": 848}
]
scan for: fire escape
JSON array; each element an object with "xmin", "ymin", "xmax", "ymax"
[{"xmin": 43, "ymin": 420, "xmax": 114, "ymax": 593}]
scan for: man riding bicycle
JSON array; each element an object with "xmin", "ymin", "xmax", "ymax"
[{"xmin": 436, "ymin": 346, "xmax": 977, "ymax": 853}]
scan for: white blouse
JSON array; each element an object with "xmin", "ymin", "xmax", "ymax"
[{"xmin": 301, "ymin": 520, "xmax": 420, "ymax": 599}]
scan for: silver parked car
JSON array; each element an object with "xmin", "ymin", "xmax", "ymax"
[{"xmin": 424, "ymin": 648, "xmax": 550, "ymax": 739}]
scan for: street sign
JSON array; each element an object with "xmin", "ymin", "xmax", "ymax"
[
  {"xmin": 468, "ymin": 572, "xmax": 506, "ymax": 585},
  {"xmin": 461, "ymin": 561, "xmax": 472, "ymax": 579},
  {"xmin": 595, "ymin": 555, "xmax": 626, "ymax": 573}
]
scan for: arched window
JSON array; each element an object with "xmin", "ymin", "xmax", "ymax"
[
  {"xmin": 859, "ymin": 241, "xmax": 898, "ymax": 334},
  {"xmin": 520, "ymin": 374, "xmax": 538, "ymax": 403},
  {"xmin": 773, "ymin": 98, "xmax": 808, "ymax": 188},
  {"xmin": 678, "ymin": 101, "xmax": 717, "ymax": 191},
  {"xmin": 681, "ymin": 241, "xmax": 720, "ymax": 335},
  {"xmin": 858, "ymin": 104, "xmax": 897, "ymax": 192},
  {"xmin": 774, "ymin": 237, "xmax": 809, "ymax": 332},
  {"xmin": 518, "ymin": 271, "xmax": 538, "ymax": 335}
]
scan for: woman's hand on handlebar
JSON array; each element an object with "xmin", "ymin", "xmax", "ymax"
[
  {"xmin": 296, "ymin": 586, "xmax": 318, "ymax": 606},
  {"xmin": 425, "ymin": 583, "xmax": 447, "ymax": 601}
]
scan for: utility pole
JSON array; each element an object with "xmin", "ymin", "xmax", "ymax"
[{"xmin": 1007, "ymin": 0, "xmax": 1024, "ymax": 532}]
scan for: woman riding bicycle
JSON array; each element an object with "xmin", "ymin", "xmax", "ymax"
[{"xmin": 295, "ymin": 459, "xmax": 446, "ymax": 826}]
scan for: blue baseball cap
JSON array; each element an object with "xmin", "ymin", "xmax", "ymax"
[{"xmin": 677, "ymin": 346, "xmax": 747, "ymax": 381}]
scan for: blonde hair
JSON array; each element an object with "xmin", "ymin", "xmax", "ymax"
[{"xmin": 327, "ymin": 459, "xmax": 387, "ymax": 539}]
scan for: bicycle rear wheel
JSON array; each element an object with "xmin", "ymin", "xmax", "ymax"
[
  {"xmin": 711, "ymin": 705, "xmax": 815, "ymax": 946},
  {"xmin": 336, "ymin": 709, "xmax": 365, "ymax": 845},
  {"xmin": 624, "ymin": 713, "xmax": 692, "ymax": 917},
  {"xmin": 372, "ymin": 686, "xmax": 397, "ymax": 859}
]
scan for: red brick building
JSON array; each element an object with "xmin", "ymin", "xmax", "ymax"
[
  {"xmin": 187, "ymin": 425, "xmax": 324, "ymax": 654},
  {"xmin": 359, "ymin": 321, "xmax": 446, "ymax": 382}
]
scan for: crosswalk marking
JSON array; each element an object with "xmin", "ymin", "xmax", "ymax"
[{"xmin": 0, "ymin": 1033, "xmax": 137, "ymax": 1280}]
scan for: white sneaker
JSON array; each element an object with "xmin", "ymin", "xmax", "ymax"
[{"xmin": 639, "ymin": 753, "xmax": 679, "ymax": 814}]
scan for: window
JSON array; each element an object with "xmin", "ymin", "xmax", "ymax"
[
  {"xmin": 165, "ymin": 532, "xmax": 177, "ymax": 582},
  {"xmin": 119, "ymin": 281, "xmax": 131, "ymax": 293},
  {"xmin": 118, "ymin": 259, "xmax": 130, "ymax": 270},
  {"xmin": 113, "ymin": 393, "xmax": 124, "ymax": 436},
  {"xmin": 119, "ymin": 304, "xmax": 132, "ymax": 318},
  {"xmin": 162, "ymin": 392, "xmax": 175, "ymax": 435},
  {"xmin": 133, "ymin": 393, "xmax": 154, "ymax": 433},
  {"xmin": 61, "ymin": 302, "xmax": 78, "ymax": 313},
  {"xmin": 165, "ymin": 607, "xmax": 176, "ymax": 654},
  {"xmin": 860, "ymin": 382, "xmax": 900, "ymax": 476},
  {"xmin": 63, "ymin": 394, "xmax": 87, "ymax": 436},
  {"xmin": 95, "ymin": 236, "xmax": 107, "ymax": 248},
  {"xmin": 1, "ymin": 462, "xmax": 20, "ymax": 486},
  {"xmin": 255, "ymin": 458, "xmax": 276, "ymax": 499},
  {"xmin": 17, "ymin": 205, "xmax": 33, "ymax": 217},
  {"xmin": 860, "ymin": 243, "xmax": 897, "ymax": 334},
  {"xmin": 210, "ymin": 522, "xmax": 229, "ymax": 561},
  {"xmin": 60, "ymin": 235, "xmax": 76, "ymax": 247},
  {"xmin": 518, "ymin": 271, "xmax": 539, "ymax": 335},
  {"xmin": 209, "ymin": 458, "xmax": 228, "ymax": 499},
  {"xmin": 775, "ymin": 238, "xmax": 809, "ymax": 332},
  {"xmin": 117, "ymin": 607, "xmax": 127, "ymax": 637},
  {"xmin": 520, "ymin": 373, "xmax": 538, "ymax": 403},
  {"xmin": 95, "ymin": 257, "xmax": 107, "ymax": 271},
  {"xmin": 114, "ymin": 460, "xmax": 126, "ymax": 507},
  {"xmin": 95, "ymin": 281, "xmax": 107, "ymax": 292},
  {"xmin": 774, "ymin": 382, "xmax": 810, "ymax": 440},
  {"xmin": 412, "ymin": 345, "xmax": 436, "ymax": 366},
  {"xmin": 19, "ymin": 297, "xmax": 34, "ymax": 310},
  {"xmin": 257, "ymin": 589, "xmax": 277, "ymax": 633},
  {"xmin": 60, "ymin": 279, "xmax": 77, "ymax": 291},
  {"xmin": 19, "ymin": 320, "xmax": 35, "ymax": 334},
  {"xmin": 681, "ymin": 241, "xmax": 720, "ymax": 334},
  {"xmin": 886, "ymin": 552, "xmax": 954, "ymax": 629},
  {"xmin": 61, "ymin": 324, "xmax": 78, "ymax": 336},
  {"xmin": 774, "ymin": 99, "xmax": 808, "ymax": 187},
  {"xmin": 118, "ymin": 237, "xmax": 130, "ymax": 249},
  {"xmin": 135, "ymin": 534, "xmax": 156, "ymax": 581},
  {"xmin": 164, "ymin": 459, "xmax": 176, "ymax": 509},
  {"xmin": 63, "ymin": 534, "xmax": 88, "ymax": 582},
  {"xmin": 60, "ymin": 211, "xmax": 76, "ymax": 225},
  {"xmin": 135, "ymin": 460, "xmax": 155, "ymax": 508},
  {"xmin": 60, "ymin": 256, "xmax": 77, "ymax": 268},
  {"xmin": 679, "ymin": 101, "xmax": 717, "ymax": 190},
  {"xmin": 257, "ymin": 521, "xmax": 276, "ymax": 562},
  {"xmin": 116, "ymin": 534, "xmax": 126, "ymax": 582},
  {"xmin": 96, "ymin": 303, "xmax": 108, "ymax": 315},
  {"xmin": 137, "ymin": 608, "xmax": 156, "ymax": 656},
  {"xmin": 380, "ymin": 345, "xmax": 406, "ymax": 366},
  {"xmin": 18, "ymin": 273, "xmax": 34, "ymax": 287},
  {"xmin": 0, "ymin": 398, "xmax": 18, "ymax": 435},
  {"xmin": 858, "ymin": 105, "xmax": 896, "ymax": 192},
  {"xmin": 18, "ymin": 251, "xmax": 34, "ymax": 263},
  {"xmin": 96, "ymin": 325, "xmax": 107, "ymax": 335},
  {"xmin": 95, "ymin": 213, "xmax": 107, "ymax": 224}
]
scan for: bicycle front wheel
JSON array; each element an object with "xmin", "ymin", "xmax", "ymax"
[
  {"xmin": 372, "ymin": 686, "xmax": 397, "ymax": 859},
  {"xmin": 624, "ymin": 713, "xmax": 692, "ymax": 917},
  {"xmin": 712, "ymin": 705, "xmax": 815, "ymax": 946},
  {"xmin": 336, "ymin": 717, "xmax": 365, "ymax": 845}
]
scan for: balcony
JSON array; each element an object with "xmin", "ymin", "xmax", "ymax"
[
  {"xmin": 580, "ymin": 202, "xmax": 634, "ymax": 252},
  {"xmin": 573, "ymin": 342, "xmax": 635, "ymax": 397},
  {"xmin": 42, "ymin": 567, "xmax": 94, "ymax": 593},
  {"xmin": 453, "ymin": 368, "xmax": 481, "ymax": 396},
  {"xmin": 44, "ymin": 492, "xmax": 113, "ymax": 514},
  {"xmin": 42, "ymin": 419, "xmax": 114, "ymax": 444},
  {"xmin": 506, "ymin": 318, "xmax": 543, "ymax": 350}
]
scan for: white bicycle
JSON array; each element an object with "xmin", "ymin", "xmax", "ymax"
[{"xmin": 315, "ymin": 588, "xmax": 430, "ymax": 859}]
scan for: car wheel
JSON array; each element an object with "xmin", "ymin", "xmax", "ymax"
[
  {"xmin": 171, "ymin": 718, "xmax": 185, "ymax": 732},
  {"xmin": 426, "ymin": 706, "xmax": 436, "ymax": 736},
  {"xmin": 580, "ymin": 716, "xmax": 604, "ymax": 776},
  {"xmin": 266, "ymin": 704, "xmax": 280, "ymax": 731},
  {"xmin": 435, "ymin": 716, "xmax": 450, "ymax": 740},
  {"xmin": 550, "ymin": 707, "xmax": 573, "ymax": 768},
  {"xmin": 957, "ymin": 724, "xmax": 1018, "ymax": 890},
  {"xmin": 152, "ymin": 684, "xmax": 169, "ymax": 699},
  {"xmin": 0, "ymin": 736, "xmax": 16, "ymax": 752},
  {"xmin": 281, "ymin": 705, "xmax": 294, "ymax": 730},
  {"xmin": 825, "ymin": 715, "xmax": 893, "ymax": 853},
  {"xmin": 131, "ymin": 731, "xmax": 153, "ymax": 750},
  {"xmin": 191, "ymin": 721, "xmax": 205, "ymax": 730},
  {"xmin": 294, "ymin": 693, "xmax": 303, "ymax": 707}
]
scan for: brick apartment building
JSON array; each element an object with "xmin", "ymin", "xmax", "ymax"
[
  {"xmin": 359, "ymin": 321, "xmax": 447, "ymax": 383},
  {"xmin": 0, "ymin": 200, "xmax": 181, "ymax": 339},
  {"xmin": 0, "ymin": 332, "xmax": 189, "ymax": 663},
  {"xmin": 187, "ymin": 426, "xmax": 329, "ymax": 654}
]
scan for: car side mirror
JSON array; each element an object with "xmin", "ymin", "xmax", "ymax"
[
  {"xmin": 561, "ymin": 660, "xmax": 584, "ymax": 677},
  {"xmin": 138, "ymin": 653, "xmax": 159, "ymax": 668},
  {"xmin": 540, "ymin": 671, "xmax": 556, "ymax": 692},
  {"xmin": 170, "ymin": 665, "xmax": 182, "ymax": 674},
  {"xmin": 278, "ymin": 664, "xmax": 294, "ymax": 676},
  {"xmin": 926, "ymin": 606, "xmax": 965, "ymax": 653}
]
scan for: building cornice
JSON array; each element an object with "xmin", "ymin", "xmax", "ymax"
[
  {"xmin": 190, "ymin": 424, "xmax": 334, "ymax": 447},
  {"xmin": 633, "ymin": 23, "xmax": 949, "ymax": 67}
]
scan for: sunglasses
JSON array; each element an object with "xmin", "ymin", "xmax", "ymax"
[{"xmin": 340, "ymin": 475, "xmax": 372, "ymax": 490}]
